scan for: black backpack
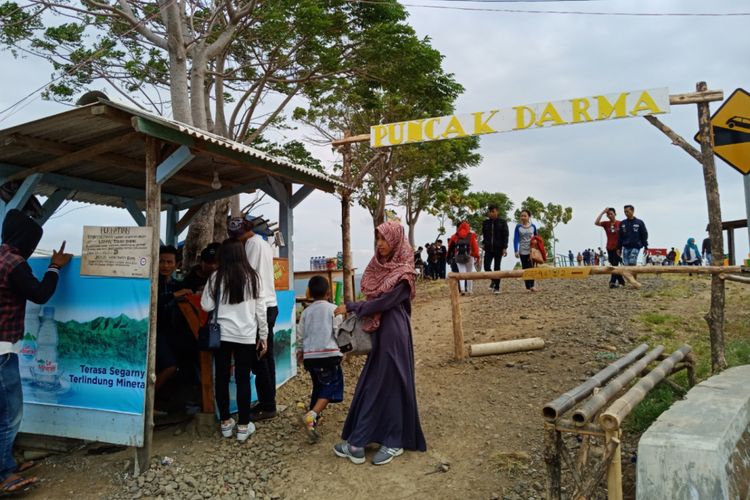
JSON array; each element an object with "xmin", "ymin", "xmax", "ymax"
[{"xmin": 455, "ymin": 237, "xmax": 471, "ymax": 264}]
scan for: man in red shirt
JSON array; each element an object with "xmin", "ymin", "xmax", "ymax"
[{"xmin": 595, "ymin": 207, "xmax": 625, "ymax": 288}]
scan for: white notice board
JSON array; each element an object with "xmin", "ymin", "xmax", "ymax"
[{"xmin": 81, "ymin": 226, "xmax": 152, "ymax": 278}]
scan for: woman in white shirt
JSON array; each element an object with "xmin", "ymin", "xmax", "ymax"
[{"xmin": 201, "ymin": 238, "xmax": 268, "ymax": 441}]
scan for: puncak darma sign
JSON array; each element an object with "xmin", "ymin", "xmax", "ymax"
[{"xmin": 370, "ymin": 88, "xmax": 670, "ymax": 148}]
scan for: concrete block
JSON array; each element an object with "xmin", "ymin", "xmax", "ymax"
[{"xmin": 637, "ymin": 365, "xmax": 750, "ymax": 499}]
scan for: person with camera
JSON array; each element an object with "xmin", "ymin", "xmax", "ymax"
[{"xmin": 331, "ymin": 221, "xmax": 425, "ymax": 466}]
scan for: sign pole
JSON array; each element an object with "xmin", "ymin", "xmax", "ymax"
[
  {"xmin": 745, "ymin": 174, "xmax": 750, "ymax": 256},
  {"xmin": 696, "ymin": 81, "xmax": 727, "ymax": 373}
]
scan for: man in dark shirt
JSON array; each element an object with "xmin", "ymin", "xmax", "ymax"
[
  {"xmin": 182, "ymin": 243, "xmax": 219, "ymax": 293},
  {"xmin": 435, "ymin": 239, "xmax": 447, "ymax": 279},
  {"xmin": 0, "ymin": 209, "xmax": 71, "ymax": 493},
  {"xmin": 481, "ymin": 204, "xmax": 509, "ymax": 294},
  {"xmin": 618, "ymin": 204, "xmax": 648, "ymax": 266}
]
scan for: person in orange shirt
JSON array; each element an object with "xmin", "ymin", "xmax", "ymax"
[{"xmin": 448, "ymin": 222, "xmax": 480, "ymax": 295}]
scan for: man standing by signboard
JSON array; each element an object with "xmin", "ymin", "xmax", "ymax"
[
  {"xmin": 595, "ymin": 207, "xmax": 626, "ymax": 289},
  {"xmin": 0, "ymin": 210, "xmax": 71, "ymax": 494},
  {"xmin": 618, "ymin": 205, "xmax": 648, "ymax": 267},
  {"xmin": 229, "ymin": 216, "xmax": 278, "ymax": 421}
]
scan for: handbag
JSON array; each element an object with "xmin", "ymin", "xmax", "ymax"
[
  {"xmin": 335, "ymin": 314, "xmax": 371, "ymax": 356},
  {"xmin": 530, "ymin": 247, "xmax": 545, "ymax": 265},
  {"xmin": 198, "ymin": 284, "xmax": 221, "ymax": 351}
]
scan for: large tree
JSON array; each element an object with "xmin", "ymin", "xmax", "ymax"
[{"xmin": 1, "ymin": 0, "xmax": 415, "ymax": 263}]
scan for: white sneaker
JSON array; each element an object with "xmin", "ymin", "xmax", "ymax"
[
  {"xmin": 237, "ymin": 422, "xmax": 256, "ymax": 442},
  {"xmin": 220, "ymin": 418, "xmax": 236, "ymax": 438}
]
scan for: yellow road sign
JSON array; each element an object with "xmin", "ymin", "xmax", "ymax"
[
  {"xmin": 696, "ymin": 88, "xmax": 750, "ymax": 175},
  {"xmin": 521, "ymin": 267, "xmax": 591, "ymax": 280}
]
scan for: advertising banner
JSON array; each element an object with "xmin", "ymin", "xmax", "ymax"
[
  {"xmin": 371, "ymin": 87, "xmax": 670, "ymax": 148},
  {"xmin": 20, "ymin": 257, "xmax": 149, "ymax": 445}
]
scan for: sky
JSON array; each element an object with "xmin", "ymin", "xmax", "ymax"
[{"xmin": 1, "ymin": 0, "xmax": 749, "ymax": 272}]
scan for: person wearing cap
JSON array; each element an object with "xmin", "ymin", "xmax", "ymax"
[
  {"xmin": 0, "ymin": 209, "xmax": 72, "ymax": 494},
  {"xmin": 228, "ymin": 215, "xmax": 279, "ymax": 420},
  {"xmin": 182, "ymin": 243, "xmax": 220, "ymax": 293}
]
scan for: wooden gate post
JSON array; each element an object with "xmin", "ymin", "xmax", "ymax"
[
  {"xmin": 605, "ymin": 429, "xmax": 623, "ymax": 500},
  {"xmin": 448, "ymin": 277, "xmax": 465, "ymax": 360},
  {"xmin": 544, "ymin": 425, "xmax": 562, "ymax": 500},
  {"xmin": 696, "ymin": 80, "xmax": 728, "ymax": 373}
]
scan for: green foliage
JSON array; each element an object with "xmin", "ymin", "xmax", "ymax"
[
  {"xmin": 250, "ymin": 136, "xmax": 324, "ymax": 173},
  {"xmin": 513, "ymin": 196, "xmax": 573, "ymax": 257},
  {"xmin": 56, "ymin": 314, "xmax": 148, "ymax": 366}
]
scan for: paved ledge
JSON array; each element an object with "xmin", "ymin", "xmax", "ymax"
[{"xmin": 637, "ymin": 365, "xmax": 750, "ymax": 499}]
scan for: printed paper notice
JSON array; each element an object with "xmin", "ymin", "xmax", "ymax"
[{"xmin": 81, "ymin": 226, "xmax": 152, "ymax": 278}]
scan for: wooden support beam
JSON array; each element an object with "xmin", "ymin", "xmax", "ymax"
[
  {"xmin": 2, "ymin": 173, "xmax": 42, "ymax": 214},
  {"xmin": 174, "ymin": 180, "xmax": 264, "ymax": 210},
  {"xmin": 156, "ymin": 145, "xmax": 195, "ymax": 185},
  {"xmin": 669, "ymin": 90, "xmax": 723, "ymax": 105},
  {"xmin": 290, "ymin": 184, "xmax": 315, "ymax": 209},
  {"xmin": 331, "ymin": 133, "xmax": 371, "ymax": 147},
  {"xmin": 165, "ymin": 205, "xmax": 178, "ymax": 246},
  {"xmin": 175, "ymin": 204, "xmax": 205, "ymax": 235},
  {"xmin": 264, "ymin": 175, "xmax": 289, "ymax": 203},
  {"xmin": 6, "ymin": 134, "xmax": 237, "ymax": 189},
  {"xmin": 36, "ymin": 188, "xmax": 72, "ymax": 224},
  {"xmin": 122, "ymin": 198, "xmax": 146, "ymax": 226},
  {"xmin": 643, "ymin": 115, "xmax": 702, "ymax": 163},
  {"xmin": 137, "ymin": 136, "xmax": 160, "ymax": 474},
  {"xmin": 3, "ymin": 132, "xmax": 139, "ymax": 182},
  {"xmin": 720, "ymin": 273, "xmax": 750, "ymax": 285},
  {"xmin": 544, "ymin": 426, "xmax": 562, "ymax": 500}
]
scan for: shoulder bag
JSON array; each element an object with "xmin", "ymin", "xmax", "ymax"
[
  {"xmin": 530, "ymin": 247, "xmax": 545, "ymax": 265},
  {"xmin": 198, "ymin": 284, "xmax": 222, "ymax": 351},
  {"xmin": 335, "ymin": 314, "xmax": 371, "ymax": 356}
]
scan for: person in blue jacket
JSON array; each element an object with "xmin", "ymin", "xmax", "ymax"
[
  {"xmin": 682, "ymin": 238, "xmax": 702, "ymax": 266},
  {"xmin": 618, "ymin": 205, "xmax": 648, "ymax": 266}
]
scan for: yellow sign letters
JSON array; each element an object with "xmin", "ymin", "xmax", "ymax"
[
  {"xmin": 521, "ymin": 267, "xmax": 592, "ymax": 280},
  {"xmin": 371, "ymin": 88, "xmax": 670, "ymax": 148}
]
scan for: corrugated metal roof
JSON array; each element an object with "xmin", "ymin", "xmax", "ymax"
[
  {"xmin": 0, "ymin": 99, "xmax": 348, "ymax": 211},
  {"xmin": 103, "ymin": 100, "xmax": 345, "ymax": 189}
]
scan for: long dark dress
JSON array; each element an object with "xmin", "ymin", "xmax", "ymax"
[{"xmin": 342, "ymin": 281, "xmax": 427, "ymax": 451}]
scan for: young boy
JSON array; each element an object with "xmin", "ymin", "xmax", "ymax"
[{"xmin": 296, "ymin": 276, "xmax": 344, "ymax": 442}]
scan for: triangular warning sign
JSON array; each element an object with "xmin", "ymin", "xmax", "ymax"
[{"xmin": 694, "ymin": 88, "xmax": 750, "ymax": 175}]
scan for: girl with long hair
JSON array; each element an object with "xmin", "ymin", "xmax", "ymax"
[{"xmin": 201, "ymin": 238, "xmax": 268, "ymax": 441}]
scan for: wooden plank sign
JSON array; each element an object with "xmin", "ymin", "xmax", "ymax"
[
  {"xmin": 81, "ymin": 226, "xmax": 152, "ymax": 278},
  {"xmin": 522, "ymin": 267, "xmax": 592, "ymax": 280}
]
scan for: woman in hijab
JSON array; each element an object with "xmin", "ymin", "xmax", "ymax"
[
  {"xmin": 682, "ymin": 238, "xmax": 702, "ymax": 266},
  {"xmin": 332, "ymin": 221, "xmax": 426, "ymax": 466}
]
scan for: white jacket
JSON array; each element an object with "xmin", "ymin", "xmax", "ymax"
[
  {"xmin": 244, "ymin": 234, "xmax": 277, "ymax": 307},
  {"xmin": 201, "ymin": 273, "xmax": 268, "ymax": 344}
]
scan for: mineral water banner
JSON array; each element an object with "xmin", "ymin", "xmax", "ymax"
[
  {"xmin": 370, "ymin": 87, "xmax": 670, "ymax": 147},
  {"xmin": 20, "ymin": 257, "xmax": 149, "ymax": 445}
]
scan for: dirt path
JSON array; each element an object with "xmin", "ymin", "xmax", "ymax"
[{"xmin": 20, "ymin": 274, "xmax": 750, "ymax": 499}]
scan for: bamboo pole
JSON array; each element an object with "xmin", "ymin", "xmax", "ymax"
[
  {"xmin": 573, "ymin": 437, "xmax": 618, "ymax": 500},
  {"xmin": 542, "ymin": 344, "xmax": 649, "ymax": 421},
  {"xmin": 136, "ymin": 136, "xmax": 161, "ymax": 474},
  {"xmin": 448, "ymin": 265, "xmax": 741, "ymax": 281},
  {"xmin": 599, "ymin": 345, "xmax": 692, "ymax": 432},
  {"xmin": 554, "ymin": 419, "xmax": 605, "ymax": 438},
  {"xmin": 469, "ymin": 337, "xmax": 544, "ymax": 357},
  {"xmin": 572, "ymin": 346, "xmax": 665, "ymax": 426},
  {"xmin": 605, "ymin": 430, "xmax": 623, "ymax": 500},
  {"xmin": 448, "ymin": 278, "xmax": 465, "ymax": 360}
]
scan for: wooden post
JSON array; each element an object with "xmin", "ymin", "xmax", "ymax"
[
  {"xmin": 605, "ymin": 429, "xmax": 623, "ymax": 500},
  {"xmin": 448, "ymin": 277, "xmax": 465, "ymax": 360},
  {"xmin": 340, "ymin": 140, "xmax": 355, "ymax": 304},
  {"xmin": 136, "ymin": 135, "xmax": 161, "ymax": 473},
  {"xmin": 696, "ymin": 81, "xmax": 728, "ymax": 373},
  {"xmin": 544, "ymin": 425, "xmax": 562, "ymax": 500}
]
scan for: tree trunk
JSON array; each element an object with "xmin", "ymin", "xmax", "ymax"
[
  {"xmin": 160, "ymin": 1, "xmax": 191, "ymax": 124},
  {"xmin": 183, "ymin": 202, "xmax": 216, "ymax": 268},
  {"xmin": 408, "ymin": 221, "xmax": 417, "ymax": 249},
  {"xmin": 696, "ymin": 81, "xmax": 727, "ymax": 373},
  {"xmin": 213, "ymin": 197, "xmax": 231, "ymax": 243}
]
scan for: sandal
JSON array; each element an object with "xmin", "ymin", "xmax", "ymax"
[
  {"xmin": 15, "ymin": 462, "xmax": 38, "ymax": 474},
  {"xmin": 1, "ymin": 474, "xmax": 37, "ymax": 495}
]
